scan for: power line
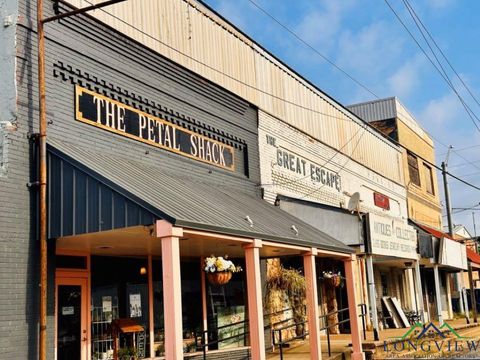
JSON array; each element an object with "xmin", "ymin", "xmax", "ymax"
[
  {"xmin": 244, "ymin": 0, "xmax": 480, "ymax": 181},
  {"xmin": 439, "ymin": 144, "xmax": 480, "ymax": 156},
  {"xmin": 246, "ymin": 0, "xmax": 379, "ymax": 99},
  {"xmin": 449, "ymin": 159, "xmax": 480, "ymax": 170},
  {"xmin": 444, "ymin": 203, "xmax": 480, "ymax": 217},
  {"xmin": 59, "ymin": 0, "xmax": 480, "ymax": 192},
  {"xmin": 401, "ymin": 0, "xmax": 480, "ymax": 129},
  {"xmin": 403, "ymin": 0, "xmax": 480, "ymax": 111},
  {"xmin": 297, "ymin": 125, "xmax": 367, "ymax": 200},
  {"xmin": 259, "ymin": 125, "xmax": 366, "ymax": 188},
  {"xmin": 248, "ymin": 0, "xmax": 480, "ymax": 174},
  {"xmin": 453, "ymin": 170, "xmax": 480, "ymax": 179},
  {"xmin": 400, "ymin": 0, "xmax": 480, "ymax": 173},
  {"xmin": 384, "ymin": 0, "xmax": 480, "ymax": 132}
]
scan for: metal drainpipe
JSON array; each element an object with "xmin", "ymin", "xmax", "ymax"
[{"xmin": 37, "ymin": 0, "xmax": 48, "ymax": 358}]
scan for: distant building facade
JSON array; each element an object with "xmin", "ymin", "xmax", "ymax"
[
  {"xmin": 348, "ymin": 97, "xmax": 442, "ymax": 230},
  {"xmin": 348, "ymin": 97, "xmax": 468, "ymax": 323}
]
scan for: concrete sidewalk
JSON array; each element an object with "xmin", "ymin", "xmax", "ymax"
[{"xmin": 266, "ymin": 319, "xmax": 480, "ymax": 360}]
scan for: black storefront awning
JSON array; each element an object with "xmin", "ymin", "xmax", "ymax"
[{"xmin": 47, "ymin": 139, "xmax": 353, "ymax": 254}]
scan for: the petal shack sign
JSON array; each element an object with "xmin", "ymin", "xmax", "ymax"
[{"xmin": 75, "ymin": 85, "xmax": 235, "ymax": 171}]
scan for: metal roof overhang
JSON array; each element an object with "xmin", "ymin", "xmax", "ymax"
[
  {"xmin": 467, "ymin": 248, "xmax": 480, "ymax": 268},
  {"xmin": 47, "ymin": 139, "xmax": 353, "ymax": 254}
]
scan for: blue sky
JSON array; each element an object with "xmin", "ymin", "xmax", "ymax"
[{"xmin": 204, "ymin": 0, "xmax": 480, "ymax": 235}]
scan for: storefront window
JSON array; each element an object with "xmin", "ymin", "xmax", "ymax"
[
  {"xmin": 381, "ymin": 272, "xmax": 389, "ymax": 296},
  {"xmin": 91, "ymin": 256, "xmax": 150, "ymax": 360},
  {"xmin": 206, "ymin": 258, "xmax": 247, "ymax": 351},
  {"xmin": 152, "ymin": 259, "xmax": 164, "ymax": 357},
  {"xmin": 152, "ymin": 259, "xmax": 203, "ymax": 355}
]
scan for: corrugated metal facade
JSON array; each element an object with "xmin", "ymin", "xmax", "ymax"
[
  {"xmin": 48, "ymin": 139, "xmax": 353, "ymax": 252},
  {"xmin": 64, "ymin": 0, "xmax": 404, "ymax": 184},
  {"xmin": 48, "ymin": 149, "xmax": 158, "ymax": 238},
  {"xmin": 347, "ymin": 97, "xmax": 434, "ymax": 147}
]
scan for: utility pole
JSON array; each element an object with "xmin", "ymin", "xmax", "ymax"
[
  {"xmin": 36, "ymin": 1, "xmax": 126, "ymax": 359},
  {"xmin": 442, "ymin": 146, "xmax": 471, "ymax": 323},
  {"xmin": 442, "ymin": 145, "xmax": 454, "ymax": 236}
]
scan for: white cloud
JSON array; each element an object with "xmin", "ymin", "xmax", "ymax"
[
  {"xmin": 294, "ymin": 0, "xmax": 352, "ymax": 51},
  {"xmin": 387, "ymin": 55, "xmax": 426, "ymax": 99},
  {"xmin": 337, "ymin": 20, "xmax": 405, "ymax": 78},
  {"xmin": 426, "ymin": 0, "xmax": 454, "ymax": 10},
  {"xmin": 419, "ymin": 92, "xmax": 461, "ymax": 127}
]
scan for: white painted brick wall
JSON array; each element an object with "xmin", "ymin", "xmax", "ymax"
[{"xmin": 258, "ymin": 111, "xmax": 408, "ymax": 220}]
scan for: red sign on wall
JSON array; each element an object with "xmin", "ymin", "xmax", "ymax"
[{"xmin": 374, "ymin": 192, "xmax": 390, "ymax": 210}]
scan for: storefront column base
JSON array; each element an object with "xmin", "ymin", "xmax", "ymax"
[
  {"xmin": 244, "ymin": 239, "xmax": 266, "ymax": 360},
  {"xmin": 303, "ymin": 248, "xmax": 322, "ymax": 360},
  {"xmin": 433, "ymin": 264, "xmax": 444, "ymax": 326},
  {"xmin": 344, "ymin": 255, "xmax": 365, "ymax": 360},
  {"xmin": 157, "ymin": 220, "xmax": 184, "ymax": 360},
  {"xmin": 414, "ymin": 260, "xmax": 425, "ymax": 323}
]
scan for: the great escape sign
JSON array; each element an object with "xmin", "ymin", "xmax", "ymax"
[{"xmin": 75, "ymin": 86, "xmax": 235, "ymax": 171}]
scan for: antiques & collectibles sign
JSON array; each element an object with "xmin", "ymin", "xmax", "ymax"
[
  {"xmin": 75, "ymin": 86, "xmax": 234, "ymax": 170},
  {"xmin": 367, "ymin": 213, "xmax": 418, "ymax": 259}
]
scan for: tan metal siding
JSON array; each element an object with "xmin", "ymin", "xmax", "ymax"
[{"xmin": 66, "ymin": 0, "xmax": 403, "ymax": 183}]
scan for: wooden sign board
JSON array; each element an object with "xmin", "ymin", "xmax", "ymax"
[{"xmin": 75, "ymin": 85, "xmax": 235, "ymax": 171}]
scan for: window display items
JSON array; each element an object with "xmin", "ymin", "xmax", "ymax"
[{"xmin": 129, "ymin": 294, "xmax": 142, "ymax": 318}]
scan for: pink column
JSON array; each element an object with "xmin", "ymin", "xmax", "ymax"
[
  {"xmin": 148, "ymin": 255, "xmax": 155, "ymax": 357},
  {"xmin": 344, "ymin": 255, "xmax": 364, "ymax": 360},
  {"xmin": 200, "ymin": 257, "xmax": 209, "ymax": 350},
  {"xmin": 244, "ymin": 239, "xmax": 266, "ymax": 360},
  {"xmin": 303, "ymin": 248, "xmax": 322, "ymax": 360},
  {"xmin": 157, "ymin": 220, "xmax": 184, "ymax": 359}
]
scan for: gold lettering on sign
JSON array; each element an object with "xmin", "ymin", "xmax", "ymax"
[{"xmin": 76, "ymin": 86, "xmax": 235, "ymax": 171}]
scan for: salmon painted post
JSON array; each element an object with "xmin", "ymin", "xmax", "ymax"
[
  {"xmin": 244, "ymin": 239, "xmax": 266, "ymax": 360},
  {"xmin": 148, "ymin": 255, "xmax": 155, "ymax": 357},
  {"xmin": 303, "ymin": 248, "xmax": 322, "ymax": 360},
  {"xmin": 200, "ymin": 256, "xmax": 209, "ymax": 350},
  {"xmin": 344, "ymin": 255, "xmax": 365, "ymax": 360},
  {"xmin": 157, "ymin": 220, "xmax": 184, "ymax": 359}
]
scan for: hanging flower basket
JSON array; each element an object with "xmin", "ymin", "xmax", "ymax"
[
  {"xmin": 207, "ymin": 271, "xmax": 233, "ymax": 285},
  {"xmin": 322, "ymin": 271, "xmax": 344, "ymax": 288},
  {"xmin": 325, "ymin": 276, "xmax": 342, "ymax": 288},
  {"xmin": 204, "ymin": 255, "xmax": 242, "ymax": 286}
]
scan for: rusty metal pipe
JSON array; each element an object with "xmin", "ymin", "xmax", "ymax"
[
  {"xmin": 37, "ymin": 0, "xmax": 47, "ymax": 358},
  {"xmin": 43, "ymin": 0, "xmax": 126, "ymax": 24}
]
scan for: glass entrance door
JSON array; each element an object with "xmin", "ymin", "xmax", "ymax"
[{"xmin": 57, "ymin": 277, "xmax": 88, "ymax": 360}]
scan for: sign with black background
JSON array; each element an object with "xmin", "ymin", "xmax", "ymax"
[{"xmin": 75, "ymin": 85, "xmax": 235, "ymax": 171}]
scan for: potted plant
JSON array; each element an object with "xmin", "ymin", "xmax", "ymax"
[
  {"xmin": 118, "ymin": 347, "xmax": 137, "ymax": 360},
  {"xmin": 322, "ymin": 270, "xmax": 344, "ymax": 288},
  {"xmin": 204, "ymin": 255, "xmax": 242, "ymax": 285}
]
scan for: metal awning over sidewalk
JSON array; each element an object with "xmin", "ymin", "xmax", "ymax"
[{"xmin": 47, "ymin": 139, "xmax": 353, "ymax": 254}]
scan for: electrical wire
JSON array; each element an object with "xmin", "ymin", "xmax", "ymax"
[
  {"xmin": 403, "ymin": 0, "xmax": 480, "ymax": 111},
  {"xmin": 245, "ymin": 0, "xmax": 480, "ymax": 182},
  {"xmin": 258, "ymin": 124, "xmax": 366, "ymax": 188},
  {"xmin": 384, "ymin": 0, "xmax": 480, "ymax": 132},
  {"xmin": 246, "ymin": 0, "xmax": 379, "ymax": 99},
  {"xmin": 297, "ymin": 125, "xmax": 367, "ymax": 200},
  {"xmin": 399, "ymin": 0, "xmax": 480, "ymax": 172},
  {"xmin": 54, "ymin": 0, "xmax": 480, "ymax": 193},
  {"xmin": 439, "ymin": 144, "xmax": 480, "ymax": 156},
  {"xmin": 449, "ymin": 159, "xmax": 480, "ymax": 170}
]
